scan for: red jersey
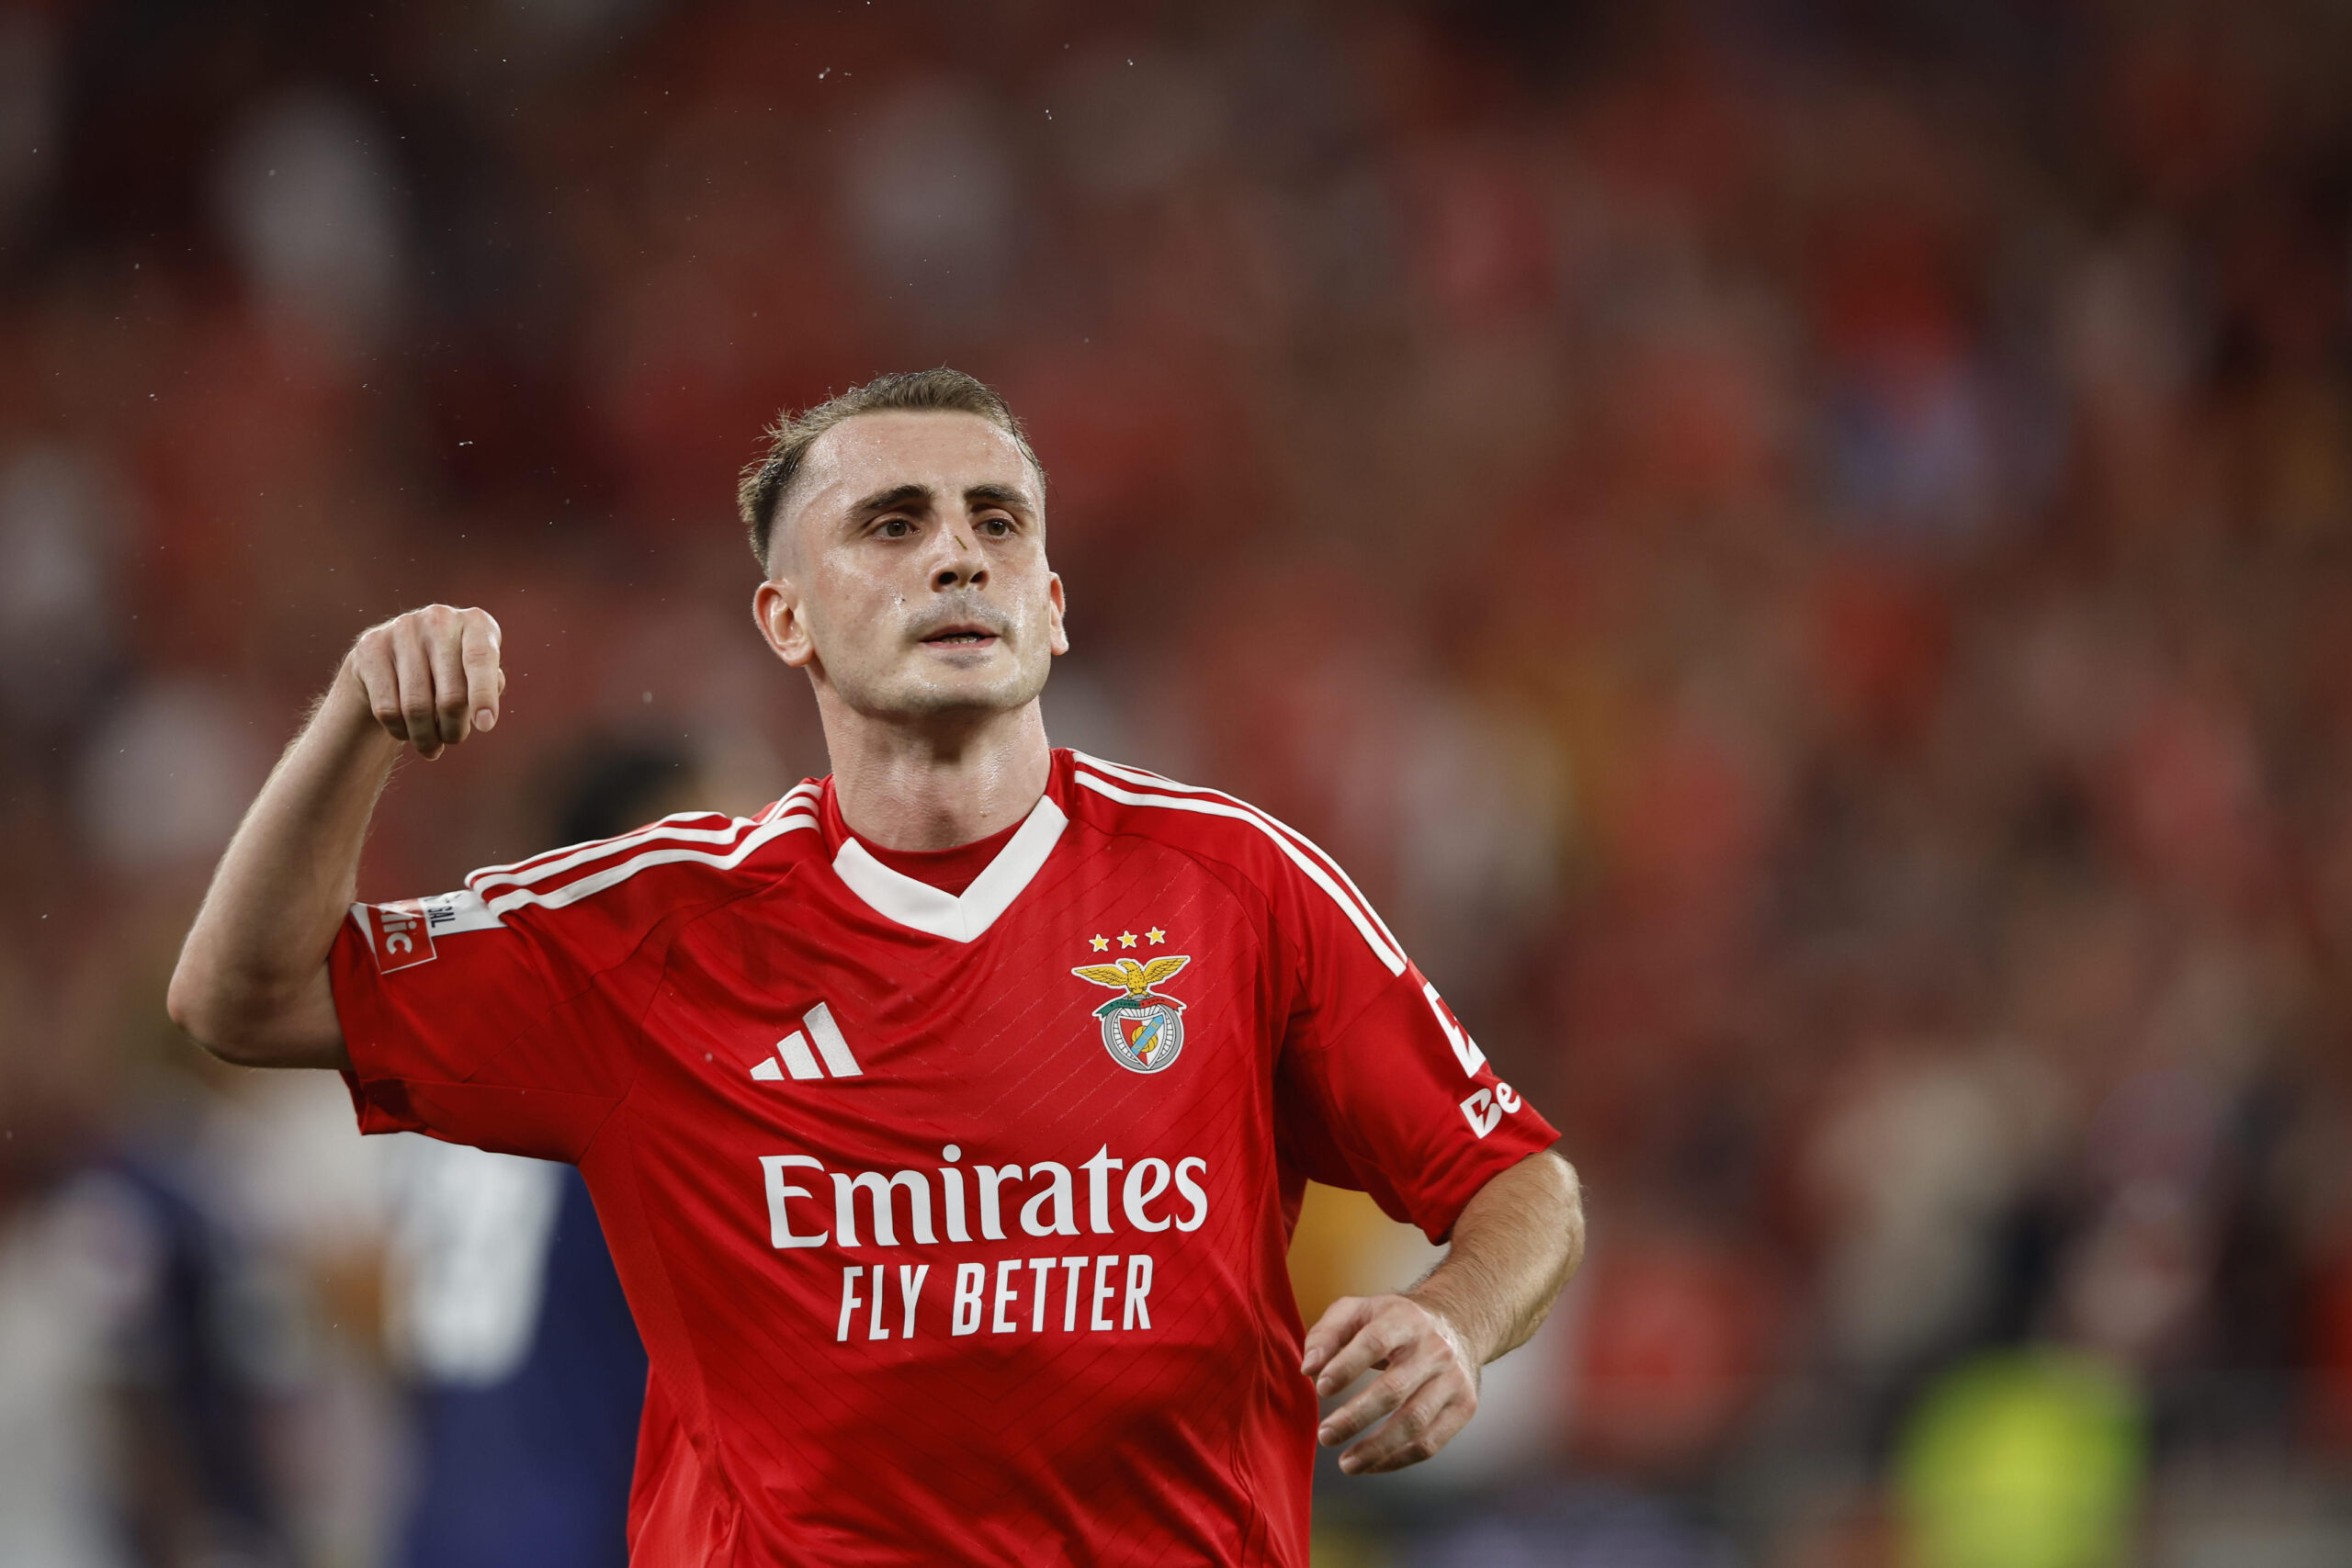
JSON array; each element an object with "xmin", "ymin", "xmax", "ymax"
[{"xmin": 330, "ymin": 750, "xmax": 1558, "ymax": 1566}]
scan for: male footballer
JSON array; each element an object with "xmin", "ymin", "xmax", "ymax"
[{"xmin": 170, "ymin": 369, "xmax": 1585, "ymax": 1566}]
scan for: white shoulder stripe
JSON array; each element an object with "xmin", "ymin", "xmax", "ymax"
[
  {"xmin": 483, "ymin": 812, "xmax": 817, "ymax": 916},
  {"xmin": 1071, "ymin": 768, "xmax": 1407, "ymax": 976},
  {"xmin": 762, "ymin": 781, "xmax": 826, "ymax": 821},
  {"xmin": 472, "ymin": 818, "xmax": 757, "ymax": 894},
  {"xmin": 470, "ymin": 809, "xmax": 737, "ymax": 883},
  {"xmin": 469, "ymin": 783, "xmax": 823, "ymax": 895},
  {"xmin": 1071, "ymin": 751, "xmax": 1406, "ymax": 956}
]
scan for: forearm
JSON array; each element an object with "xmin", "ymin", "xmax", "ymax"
[
  {"xmin": 170, "ymin": 605, "xmax": 506, "ymax": 1068},
  {"xmin": 1407, "ymin": 1147, "xmax": 1585, "ymax": 1366},
  {"xmin": 168, "ymin": 671, "xmax": 396, "ymax": 1066},
  {"xmin": 1301, "ymin": 1146, "xmax": 1585, "ymax": 1473}
]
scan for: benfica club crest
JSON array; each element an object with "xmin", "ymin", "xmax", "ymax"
[{"xmin": 1069, "ymin": 955, "xmax": 1192, "ymax": 1074}]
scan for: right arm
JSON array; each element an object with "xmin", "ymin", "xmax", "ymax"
[{"xmin": 167, "ymin": 605, "xmax": 505, "ymax": 1070}]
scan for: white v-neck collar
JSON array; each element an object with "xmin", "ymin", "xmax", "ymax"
[{"xmin": 829, "ymin": 794, "xmax": 1068, "ymax": 942}]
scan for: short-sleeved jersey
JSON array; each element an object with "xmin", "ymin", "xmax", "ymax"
[{"xmin": 330, "ymin": 750, "xmax": 1557, "ymax": 1568}]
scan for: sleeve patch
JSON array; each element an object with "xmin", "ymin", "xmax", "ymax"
[{"xmin": 352, "ymin": 888, "xmax": 503, "ymax": 974}]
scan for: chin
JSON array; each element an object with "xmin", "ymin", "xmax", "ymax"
[{"xmin": 868, "ymin": 667, "xmax": 1048, "ymax": 720}]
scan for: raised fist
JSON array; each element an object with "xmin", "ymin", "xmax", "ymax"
[{"xmin": 345, "ymin": 604, "xmax": 505, "ymax": 760}]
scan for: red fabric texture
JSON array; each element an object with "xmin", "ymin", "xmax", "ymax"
[{"xmin": 329, "ymin": 750, "xmax": 1556, "ymax": 1566}]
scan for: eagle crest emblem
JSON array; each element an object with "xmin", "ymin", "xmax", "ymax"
[{"xmin": 1069, "ymin": 955, "xmax": 1192, "ymax": 1074}]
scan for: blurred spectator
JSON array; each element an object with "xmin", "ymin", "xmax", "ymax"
[
  {"xmin": 0, "ymin": 953, "xmax": 297, "ymax": 1567},
  {"xmin": 209, "ymin": 89, "xmax": 403, "ymax": 358}
]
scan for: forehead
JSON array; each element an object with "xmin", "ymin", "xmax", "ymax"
[{"xmin": 792, "ymin": 411, "xmax": 1036, "ymax": 515}]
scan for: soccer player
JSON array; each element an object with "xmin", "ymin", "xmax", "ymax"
[{"xmin": 168, "ymin": 369, "xmax": 1586, "ymax": 1566}]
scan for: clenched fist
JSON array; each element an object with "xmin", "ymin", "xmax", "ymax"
[{"xmin": 343, "ymin": 604, "xmax": 505, "ymax": 760}]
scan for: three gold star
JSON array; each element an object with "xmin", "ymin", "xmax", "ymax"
[{"xmin": 1088, "ymin": 929, "xmax": 1170, "ymax": 953}]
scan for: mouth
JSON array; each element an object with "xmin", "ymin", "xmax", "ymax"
[{"xmin": 919, "ymin": 620, "xmax": 1001, "ymax": 649}]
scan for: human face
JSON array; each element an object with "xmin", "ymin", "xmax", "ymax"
[{"xmin": 753, "ymin": 411, "xmax": 1066, "ymax": 721}]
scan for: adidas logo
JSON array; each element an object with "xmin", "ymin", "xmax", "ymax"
[{"xmin": 750, "ymin": 1002, "xmax": 864, "ymax": 1082}]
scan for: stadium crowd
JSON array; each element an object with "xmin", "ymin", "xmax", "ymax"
[{"xmin": 3, "ymin": 1, "xmax": 2350, "ymax": 1562}]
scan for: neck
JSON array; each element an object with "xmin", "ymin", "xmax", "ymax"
[{"xmin": 816, "ymin": 696, "xmax": 1052, "ymax": 852}]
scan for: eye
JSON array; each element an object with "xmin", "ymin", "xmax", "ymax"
[
  {"xmin": 978, "ymin": 515, "xmax": 1012, "ymax": 538},
  {"xmin": 877, "ymin": 517, "xmax": 913, "ymax": 538}
]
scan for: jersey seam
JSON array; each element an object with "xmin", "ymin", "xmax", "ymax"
[
  {"xmin": 1226, "ymin": 1377, "xmax": 1275, "ymax": 1568},
  {"xmin": 617, "ymin": 1120, "xmax": 751, "ymax": 1547},
  {"xmin": 1294, "ymin": 969, "xmax": 1420, "ymax": 1058},
  {"xmin": 1077, "ymin": 818, "xmax": 1445, "ymax": 1222},
  {"xmin": 571, "ymin": 853, "xmax": 817, "ymax": 1167},
  {"xmin": 1078, "ymin": 817, "xmax": 1412, "ymax": 1060}
]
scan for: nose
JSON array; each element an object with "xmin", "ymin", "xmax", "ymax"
[{"xmin": 931, "ymin": 525, "xmax": 988, "ymax": 592}]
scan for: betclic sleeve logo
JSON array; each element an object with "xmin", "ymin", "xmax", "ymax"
[
  {"xmin": 1069, "ymin": 954, "xmax": 1192, "ymax": 1073},
  {"xmin": 358, "ymin": 898, "xmax": 437, "ymax": 973},
  {"xmin": 1421, "ymin": 982, "xmax": 1524, "ymax": 1138},
  {"xmin": 355, "ymin": 888, "xmax": 504, "ymax": 974}
]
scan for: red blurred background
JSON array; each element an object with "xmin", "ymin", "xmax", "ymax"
[{"xmin": 4, "ymin": 2, "xmax": 2351, "ymax": 1563}]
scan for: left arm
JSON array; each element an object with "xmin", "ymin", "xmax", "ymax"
[{"xmin": 1300, "ymin": 1147, "xmax": 1585, "ymax": 1473}]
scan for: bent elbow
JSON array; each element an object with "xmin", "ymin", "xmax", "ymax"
[
  {"xmin": 164, "ymin": 963, "xmax": 211, "ymax": 1043},
  {"xmin": 166, "ymin": 956, "xmax": 344, "ymax": 1071},
  {"xmin": 165, "ymin": 964, "xmax": 263, "ymax": 1067}
]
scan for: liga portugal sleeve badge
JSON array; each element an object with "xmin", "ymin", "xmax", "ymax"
[{"xmin": 1069, "ymin": 955, "xmax": 1192, "ymax": 1074}]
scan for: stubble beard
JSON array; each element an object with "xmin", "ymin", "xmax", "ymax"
[
  {"xmin": 806, "ymin": 589, "xmax": 1051, "ymax": 728},
  {"xmin": 824, "ymin": 632, "xmax": 1050, "ymax": 727},
  {"xmin": 883, "ymin": 649, "xmax": 1049, "ymax": 722}
]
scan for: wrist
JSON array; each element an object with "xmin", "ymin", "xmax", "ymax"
[
  {"xmin": 1401, "ymin": 1285, "xmax": 1487, "ymax": 1370},
  {"xmin": 302, "ymin": 662, "xmax": 402, "ymax": 771}
]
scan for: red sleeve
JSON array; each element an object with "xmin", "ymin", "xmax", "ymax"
[
  {"xmin": 1261, "ymin": 849, "xmax": 1559, "ymax": 1243},
  {"xmin": 329, "ymin": 883, "xmax": 667, "ymax": 1163}
]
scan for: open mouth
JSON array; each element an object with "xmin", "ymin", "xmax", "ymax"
[{"xmin": 920, "ymin": 623, "xmax": 999, "ymax": 649}]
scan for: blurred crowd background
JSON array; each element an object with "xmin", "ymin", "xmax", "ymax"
[{"xmin": 5, "ymin": 0, "xmax": 2352, "ymax": 1563}]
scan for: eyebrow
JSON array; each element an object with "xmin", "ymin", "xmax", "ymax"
[
  {"xmin": 849, "ymin": 482, "xmax": 934, "ymax": 519},
  {"xmin": 966, "ymin": 482, "xmax": 1038, "ymax": 514},
  {"xmin": 847, "ymin": 480, "xmax": 1038, "ymax": 520}
]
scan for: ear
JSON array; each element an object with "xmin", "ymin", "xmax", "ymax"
[
  {"xmin": 753, "ymin": 577, "xmax": 819, "ymax": 669},
  {"xmin": 1046, "ymin": 572, "xmax": 1069, "ymax": 657}
]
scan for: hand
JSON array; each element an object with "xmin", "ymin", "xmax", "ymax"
[
  {"xmin": 1300, "ymin": 1292, "xmax": 1481, "ymax": 1474},
  {"xmin": 344, "ymin": 604, "xmax": 505, "ymax": 760}
]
